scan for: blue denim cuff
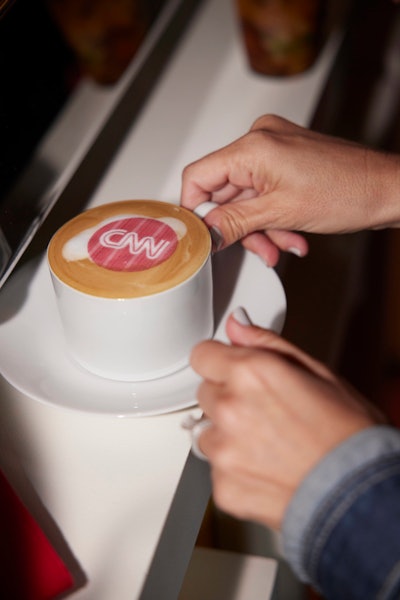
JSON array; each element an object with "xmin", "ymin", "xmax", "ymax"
[{"xmin": 282, "ymin": 425, "xmax": 400, "ymax": 583}]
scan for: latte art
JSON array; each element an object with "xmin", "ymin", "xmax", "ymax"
[
  {"xmin": 89, "ymin": 219, "xmax": 178, "ymax": 269},
  {"xmin": 48, "ymin": 200, "xmax": 211, "ymax": 298},
  {"xmin": 66, "ymin": 215, "xmax": 182, "ymax": 271}
]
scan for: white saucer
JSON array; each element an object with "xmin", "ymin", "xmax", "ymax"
[{"xmin": 0, "ymin": 245, "xmax": 286, "ymax": 417}]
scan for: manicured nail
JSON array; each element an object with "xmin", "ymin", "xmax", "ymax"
[
  {"xmin": 232, "ymin": 306, "xmax": 252, "ymax": 326},
  {"xmin": 263, "ymin": 257, "xmax": 272, "ymax": 268},
  {"xmin": 210, "ymin": 226, "xmax": 224, "ymax": 252},
  {"xmin": 288, "ymin": 247, "xmax": 303, "ymax": 257}
]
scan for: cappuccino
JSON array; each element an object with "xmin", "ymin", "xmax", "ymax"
[
  {"xmin": 47, "ymin": 200, "xmax": 214, "ymax": 381},
  {"xmin": 48, "ymin": 200, "xmax": 211, "ymax": 298}
]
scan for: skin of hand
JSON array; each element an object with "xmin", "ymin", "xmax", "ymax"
[
  {"xmin": 190, "ymin": 312, "xmax": 385, "ymax": 530},
  {"xmin": 181, "ymin": 115, "xmax": 400, "ymax": 266}
]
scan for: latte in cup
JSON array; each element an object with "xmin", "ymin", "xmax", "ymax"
[
  {"xmin": 47, "ymin": 200, "xmax": 213, "ymax": 381},
  {"xmin": 48, "ymin": 199, "xmax": 211, "ymax": 298}
]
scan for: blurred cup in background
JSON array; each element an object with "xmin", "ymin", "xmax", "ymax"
[
  {"xmin": 235, "ymin": 0, "xmax": 326, "ymax": 77},
  {"xmin": 45, "ymin": 0, "xmax": 154, "ymax": 85}
]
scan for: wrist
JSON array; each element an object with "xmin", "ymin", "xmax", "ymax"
[
  {"xmin": 282, "ymin": 425, "xmax": 400, "ymax": 582},
  {"xmin": 367, "ymin": 149, "xmax": 400, "ymax": 229}
]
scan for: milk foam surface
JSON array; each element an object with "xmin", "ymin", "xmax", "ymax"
[
  {"xmin": 48, "ymin": 200, "xmax": 211, "ymax": 299},
  {"xmin": 62, "ymin": 215, "xmax": 187, "ymax": 262}
]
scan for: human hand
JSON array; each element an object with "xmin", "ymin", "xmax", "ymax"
[
  {"xmin": 189, "ymin": 308, "xmax": 385, "ymax": 530},
  {"xmin": 181, "ymin": 115, "xmax": 400, "ymax": 266}
]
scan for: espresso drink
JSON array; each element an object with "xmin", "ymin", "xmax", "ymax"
[
  {"xmin": 47, "ymin": 200, "xmax": 213, "ymax": 381},
  {"xmin": 48, "ymin": 200, "xmax": 211, "ymax": 298}
]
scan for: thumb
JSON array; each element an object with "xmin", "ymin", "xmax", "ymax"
[
  {"xmin": 226, "ymin": 307, "xmax": 284, "ymax": 349},
  {"xmin": 203, "ymin": 195, "xmax": 273, "ymax": 248},
  {"xmin": 226, "ymin": 307, "xmax": 333, "ymax": 380}
]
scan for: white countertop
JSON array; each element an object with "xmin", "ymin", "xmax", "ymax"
[{"xmin": 0, "ymin": 0, "xmax": 342, "ymax": 598}]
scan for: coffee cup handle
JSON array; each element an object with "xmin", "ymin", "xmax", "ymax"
[
  {"xmin": 193, "ymin": 201, "xmax": 219, "ymax": 219},
  {"xmin": 193, "ymin": 202, "xmax": 223, "ymax": 252}
]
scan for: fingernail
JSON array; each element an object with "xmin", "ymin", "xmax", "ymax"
[
  {"xmin": 232, "ymin": 306, "xmax": 252, "ymax": 326},
  {"xmin": 263, "ymin": 257, "xmax": 272, "ymax": 268},
  {"xmin": 210, "ymin": 226, "xmax": 224, "ymax": 252},
  {"xmin": 288, "ymin": 247, "xmax": 303, "ymax": 257}
]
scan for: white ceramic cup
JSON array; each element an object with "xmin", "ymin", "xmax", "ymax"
[{"xmin": 47, "ymin": 200, "xmax": 213, "ymax": 381}]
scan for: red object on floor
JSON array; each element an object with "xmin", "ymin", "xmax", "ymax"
[{"xmin": 0, "ymin": 469, "xmax": 74, "ymax": 599}]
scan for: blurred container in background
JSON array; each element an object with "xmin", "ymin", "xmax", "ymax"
[
  {"xmin": 0, "ymin": 0, "xmax": 15, "ymax": 19},
  {"xmin": 235, "ymin": 0, "xmax": 326, "ymax": 77},
  {"xmin": 45, "ymin": 0, "xmax": 166, "ymax": 85}
]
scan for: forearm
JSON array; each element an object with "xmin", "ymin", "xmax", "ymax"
[{"xmin": 283, "ymin": 425, "xmax": 400, "ymax": 600}]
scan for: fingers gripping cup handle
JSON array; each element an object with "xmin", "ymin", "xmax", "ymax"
[
  {"xmin": 182, "ymin": 413, "xmax": 212, "ymax": 461},
  {"xmin": 193, "ymin": 202, "xmax": 223, "ymax": 252},
  {"xmin": 193, "ymin": 201, "xmax": 219, "ymax": 219}
]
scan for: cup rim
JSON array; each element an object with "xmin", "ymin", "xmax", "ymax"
[
  {"xmin": 47, "ymin": 251, "xmax": 212, "ymax": 301},
  {"xmin": 47, "ymin": 199, "xmax": 212, "ymax": 300}
]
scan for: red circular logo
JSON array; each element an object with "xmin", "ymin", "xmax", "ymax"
[{"xmin": 88, "ymin": 217, "xmax": 178, "ymax": 272}]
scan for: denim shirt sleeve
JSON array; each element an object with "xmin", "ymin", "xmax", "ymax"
[{"xmin": 282, "ymin": 425, "xmax": 400, "ymax": 600}]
